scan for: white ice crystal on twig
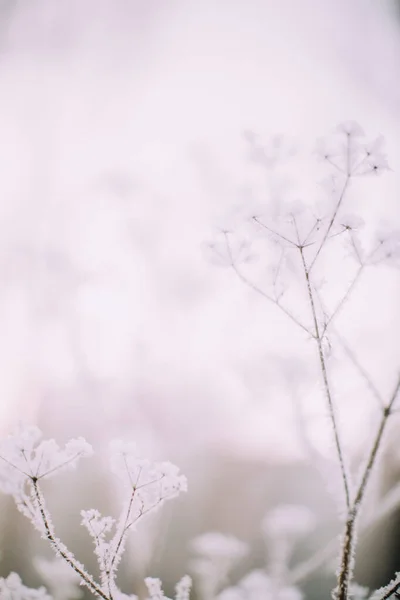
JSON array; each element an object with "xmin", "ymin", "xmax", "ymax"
[
  {"xmin": 81, "ymin": 441, "xmax": 187, "ymax": 597},
  {"xmin": 0, "ymin": 425, "xmax": 93, "ymax": 497}
]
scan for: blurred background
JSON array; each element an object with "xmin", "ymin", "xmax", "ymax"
[{"xmin": 0, "ymin": 1, "xmax": 399, "ymax": 598}]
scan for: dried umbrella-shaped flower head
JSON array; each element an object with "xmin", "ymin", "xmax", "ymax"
[
  {"xmin": 0, "ymin": 425, "xmax": 93, "ymax": 498},
  {"xmin": 109, "ymin": 440, "xmax": 187, "ymax": 503}
]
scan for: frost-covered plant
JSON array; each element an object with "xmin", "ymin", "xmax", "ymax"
[
  {"xmin": 0, "ymin": 122, "xmax": 399, "ymax": 600},
  {"xmin": 0, "ymin": 426, "xmax": 189, "ymax": 600},
  {"xmin": 203, "ymin": 122, "xmax": 400, "ymax": 600}
]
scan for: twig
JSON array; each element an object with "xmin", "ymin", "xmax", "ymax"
[
  {"xmin": 222, "ymin": 232, "xmax": 313, "ymax": 337},
  {"xmin": 335, "ymin": 374, "xmax": 400, "ymax": 600},
  {"xmin": 31, "ymin": 478, "xmax": 109, "ymax": 600},
  {"xmin": 231, "ymin": 264, "xmax": 313, "ymax": 337},
  {"xmin": 309, "ymin": 175, "xmax": 351, "ymax": 273},
  {"xmin": 334, "ymin": 331, "xmax": 385, "ymax": 409},
  {"xmin": 298, "ymin": 243, "xmax": 351, "ymax": 511},
  {"xmin": 321, "ymin": 265, "xmax": 364, "ymax": 337},
  {"xmin": 252, "ymin": 216, "xmax": 298, "ymax": 247}
]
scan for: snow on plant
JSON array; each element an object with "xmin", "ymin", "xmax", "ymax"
[
  {"xmin": 0, "ymin": 426, "xmax": 188, "ymax": 600},
  {"xmin": 0, "ymin": 122, "xmax": 399, "ymax": 600},
  {"xmin": 203, "ymin": 122, "xmax": 400, "ymax": 600}
]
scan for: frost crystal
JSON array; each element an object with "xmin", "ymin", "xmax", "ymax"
[
  {"xmin": 81, "ymin": 442, "xmax": 187, "ymax": 595},
  {"xmin": 109, "ymin": 440, "xmax": 187, "ymax": 501}
]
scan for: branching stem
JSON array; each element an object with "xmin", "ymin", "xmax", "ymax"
[
  {"xmin": 31, "ymin": 478, "xmax": 109, "ymax": 600},
  {"xmin": 309, "ymin": 175, "xmax": 351, "ymax": 272},
  {"xmin": 335, "ymin": 375, "xmax": 400, "ymax": 600},
  {"xmin": 298, "ymin": 245, "xmax": 351, "ymax": 511}
]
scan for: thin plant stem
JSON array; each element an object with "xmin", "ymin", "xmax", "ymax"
[
  {"xmin": 321, "ymin": 265, "xmax": 364, "ymax": 337},
  {"xmin": 334, "ymin": 331, "xmax": 384, "ymax": 409},
  {"xmin": 298, "ymin": 244, "xmax": 351, "ymax": 512},
  {"xmin": 252, "ymin": 216, "xmax": 298, "ymax": 247},
  {"xmin": 335, "ymin": 374, "xmax": 400, "ymax": 600},
  {"xmin": 309, "ymin": 175, "xmax": 351, "ymax": 273},
  {"xmin": 31, "ymin": 478, "xmax": 109, "ymax": 600},
  {"xmin": 231, "ymin": 263, "xmax": 313, "ymax": 337},
  {"xmin": 222, "ymin": 232, "xmax": 313, "ymax": 337}
]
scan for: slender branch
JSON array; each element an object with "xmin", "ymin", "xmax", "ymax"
[
  {"xmin": 334, "ymin": 331, "xmax": 384, "ymax": 409},
  {"xmin": 376, "ymin": 578, "xmax": 400, "ymax": 600},
  {"xmin": 222, "ymin": 232, "xmax": 313, "ymax": 337},
  {"xmin": 321, "ymin": 265, "xmax": 364, "ymax": 337},
  {"xmin": 31, "ymin": 478, "xmax": 109, "ymax": 600},
  {"xmin": 335, "ymin": 374, "xmax": 400, "ymax": 600},
  {"xmin": 309, "ymin": 175, "xmax": 351, "ymax": 272},
  {"xmin": 39, "ymin": 452, "xmax": 88, "ymax": 480},
  {"xmin": 107, "ymin": 490, "xmax": 136, "ymax": 582},
  {"xmin": 302, "ymin": 218, "xmax": 322, "ymax": 247},
  {"xmin": 252, "ymin": 216, "xmax": 298, "ymax": 247},
  {"xmin": 298, "ymin": 244, "xmax": 351, "ymax": 511},
  {"xmin": 231, "ymin": 264, "xmax": 313, "ymax": 337},
  {"xmin": 107, "ymin": 465, "xmax": 144, "ymax": 589}
]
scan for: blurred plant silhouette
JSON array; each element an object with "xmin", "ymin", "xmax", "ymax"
[{"xmin": 0, "ymin": 124, "xmax": 399, "ymax": 600}]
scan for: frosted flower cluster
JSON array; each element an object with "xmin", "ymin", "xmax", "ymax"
[
  {"xmin": 80, "ymin": 441, "xmax": 187, "ymax": 597},
  {"xmin": 0, "ymin": 426, "xmax": 189, "ymax": 600},
  {"xmin": 0, "ymin": 425, "xmax": 93, "ymax": 498},
  {"xmin": 315, "ymin": 121, "xmax": 390, "ymax": 177},
  {"xmin": 110, "ymin": 440, "xmax": 187, "ymax": 499}
]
